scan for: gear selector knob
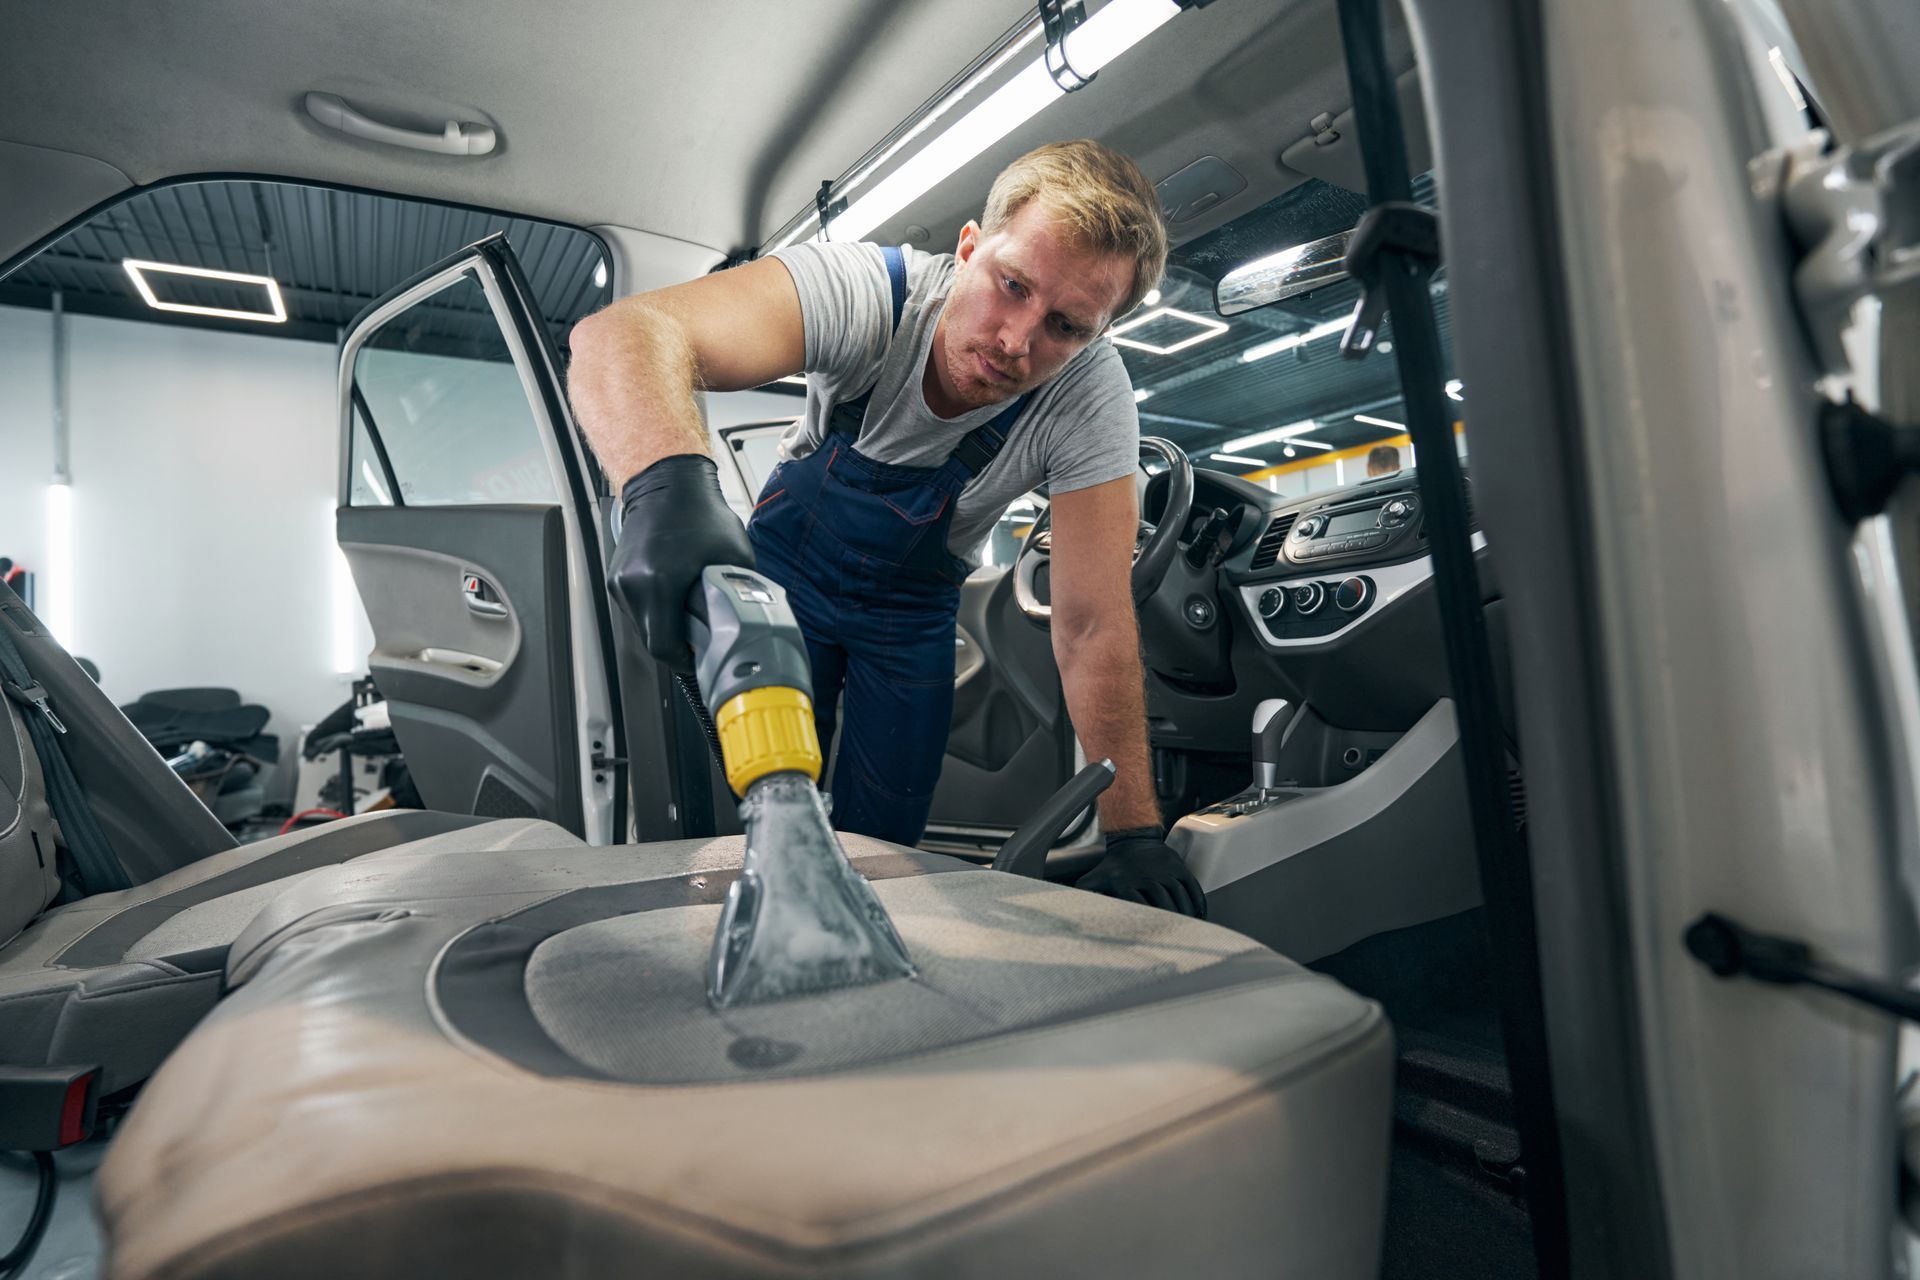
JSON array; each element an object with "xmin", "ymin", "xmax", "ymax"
[{"xmin": 1252, "ymin": 698, "xmax": 1290, "ymax": 790}]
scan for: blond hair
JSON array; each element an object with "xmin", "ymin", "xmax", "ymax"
[{"xmin": 981, "ymin": 140, "xmax": 1168, "ymax": 323}]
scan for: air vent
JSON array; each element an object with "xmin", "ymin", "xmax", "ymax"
[{"xmin": 1250, "ymin": 513, "xmax": 1297, "ymax": 569}]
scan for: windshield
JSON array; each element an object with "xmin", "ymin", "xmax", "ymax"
[{"xmin": 1118, "ymin": 172, "xmax": 1459, "ymax": 499}]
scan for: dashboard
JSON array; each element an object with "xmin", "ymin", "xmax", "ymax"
[{"xmin": 1139, "ymin": 463, "xmax": 1493, "ymax": 744}]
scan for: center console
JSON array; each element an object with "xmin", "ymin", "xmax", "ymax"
[{"xmin": 1169, "ymin": 697, "xmax": 1484, "ymax": 963}]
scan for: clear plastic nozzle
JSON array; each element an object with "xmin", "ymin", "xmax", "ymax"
[{"xmin": 706, "ymin": 772, "xmax": 916, "ymax": 1007}]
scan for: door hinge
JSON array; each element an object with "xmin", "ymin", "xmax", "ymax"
[
  {"xmin": 1684, "ymin": 911, "xmax": 1920, "ymax": 1024},
  {"xmin": 1778, "ymin": 120, "xmax": 1920, "ymax": 379}
]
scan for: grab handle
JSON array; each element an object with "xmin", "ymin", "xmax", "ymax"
[{"xmin": 304, "ymin": 92, "xmax": 497, "ymax": 156}]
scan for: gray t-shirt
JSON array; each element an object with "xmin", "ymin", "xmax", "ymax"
[{"xmin": 767, "ymin": 240, "xmax": 1140, "ymax": 563}]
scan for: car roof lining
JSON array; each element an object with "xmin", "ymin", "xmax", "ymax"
[{"xmin": 0, "ymin": 0, "xmax": 1417, "ymax": 277}]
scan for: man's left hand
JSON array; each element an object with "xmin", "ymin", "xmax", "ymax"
[{"xmin": 1077, "ymin": 827, "xmax": 1207, "ymax": 918}]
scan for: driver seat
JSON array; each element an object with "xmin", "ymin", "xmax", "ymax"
[{"xmin": 96, "ymin": 831, "xmax": 1393, "ymax": 1278}]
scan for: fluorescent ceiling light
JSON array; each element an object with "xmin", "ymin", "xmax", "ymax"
[
  {"xmin": 45, "ymin": 482, "xmax": 72, "ymax": 647},
  {"xmin": 592, "ymin": 258, "xmax": 608, "ymax": 289},
  {"xmin": 1240, "ymin": 317, "xmax": 1348, "ymax": 363},
  {"xmin": 122, "ymin": 258, "xmax": 287, "ymax": 323},
  {"xmin": 777, "ymin": 374, "xmax": 809, "ymax": 386},
  {"xmin": 331, "ymin": 504, "xmax": 361, "ymax": 675},
  {"xmin": 1290, "ymin": 438, "xmax": 1332, "ymax": 450},
  {"xmin": 1354, "ymin": 413, "xmax": 1404, "ymax": 430},
  {"xmin": 828, "ymin": 0, "xmax": 1181, "ymax": 243},
  {"xmin": 1223, "ymin": 418, "xmax": 1322, "ymax": 452},
  {"xmin": 1133, "ymin": 388, "xmax": 1153, "ymax": 403},
  {"xmin": 1109, "ymin": 306, "xmax": 1228, "ymax": 355},
  {"xmin": 1445, "ymin": 378, "xmax": 1464, "ymax": 401},
  {"xmin": 1142, "ymin": 288, "xmax": 1161, "ymax": 308},
  {"xmin": 1208, "ymin": 452, "xmax": 1265, "ymax": 466}
]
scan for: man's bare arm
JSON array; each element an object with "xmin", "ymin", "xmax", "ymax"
[
  {"xmin": 567, "ymin": 256, "xmax": 807, "ymax": 487},
  {"xmin": 1045, "ymin": 476, "xmax": 1162, "ymax": 831}
]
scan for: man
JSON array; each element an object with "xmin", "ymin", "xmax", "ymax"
[
  {"xmin": 567, "ymin": 140, "xmax": 1203, "ymax": 917},
  {"xmin": 1366, "ymin": 444, "xmax": 1402, "ymax": 478}
]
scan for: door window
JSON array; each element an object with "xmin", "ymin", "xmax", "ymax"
[{"xmin": 348, "ymin": 269, "xmax": 560, "ymax": 506}]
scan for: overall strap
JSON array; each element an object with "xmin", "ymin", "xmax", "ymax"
[
  {"xmin": 878, "ymin": 244, "xmax": 908, "ymax": 330},
  {"xmin": 827, "ymin": 244, "xmax": 912, "ymax": 437},
  {"xmin": 948, "ymin": 392, "xmax": 1033, "ymax": 478}
]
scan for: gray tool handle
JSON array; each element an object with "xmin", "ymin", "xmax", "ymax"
[
  {"xmin": 991, "ymin": 759, "xmax": 1116, "ymax": 878},
  {"xmin": 685, "ymin": 566, "xmax": 813, "ymax": 712}
]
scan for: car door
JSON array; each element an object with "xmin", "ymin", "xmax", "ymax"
[{"xmin": 336, "ymin": 234, "xmax": 622, "ymax": 842}]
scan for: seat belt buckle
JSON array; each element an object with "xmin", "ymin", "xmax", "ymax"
[
  {"xmin": 0, "ymin": 1065, "xmax": 102, "ymax": 1150},
  {"xmin": 2, "ymin": 680, "xmax": 66, "ymax": 735}
]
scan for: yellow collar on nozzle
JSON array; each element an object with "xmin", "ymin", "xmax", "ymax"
[{"xmin": 713, "ymin": 685, "xmax": 823, "ymax": 796}]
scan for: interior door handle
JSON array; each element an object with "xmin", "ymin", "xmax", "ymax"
[
  {"xmin": 304, "ymin": 92, "xmax": 498, "ymax": 156},
  {"xmin": 462, "ymin": 572, "xmax": 509, "ymax": 618}
]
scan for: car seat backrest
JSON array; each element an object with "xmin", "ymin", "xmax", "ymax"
[
  {"xmin": 0, "ymin": 584, "xmax": 236, "ymax": 889},
  {"xmin": 0, "ymin": 684, "xmax": 61, "ymax": 944}
]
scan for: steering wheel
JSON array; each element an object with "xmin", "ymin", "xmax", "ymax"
[{"xmin": 1013, "ymin": 437, "xmax": 1194, "ymax": 624}]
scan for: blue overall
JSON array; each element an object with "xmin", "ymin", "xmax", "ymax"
[{"xmin": 747, "ymin": 247, "xmax": 1030, "ymax": 845}]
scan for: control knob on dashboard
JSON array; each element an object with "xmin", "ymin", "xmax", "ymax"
[
  {"xmin": 1290, "ymin": 581, "xmax": 1326, "ymax": 615},
  {"xmin": 1257, "ymin": 588, "xmax": 1285, "ymax": 618},
  {"xmin": 1293, "ymin": 517, "xmax": 1321, "ymax": 540},
  {"xmin": 1334, "ymin": 576, "xmax": 1374, "ymax": 613},
  {"xmin": 1381, "ymin": 497, "xmax": 1416, "ymax": 526}
]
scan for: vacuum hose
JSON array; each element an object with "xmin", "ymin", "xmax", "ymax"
[{"xmin": 687, "ymin": 567, "xmax": 915, "ymax": 1008}]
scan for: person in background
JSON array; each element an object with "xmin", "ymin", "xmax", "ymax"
[{"xmin": 1366, "ymin": 444, "xmax": 1402, "ymax": 478}]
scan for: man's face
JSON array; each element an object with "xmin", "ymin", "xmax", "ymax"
[{"xmin": 930, "ymin": 201, "xmax": 1134, "ymax": 413}]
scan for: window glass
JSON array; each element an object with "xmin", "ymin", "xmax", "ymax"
[
  {"xmin": 1120, "ymin": 172, "xmax": 1460, "ymax": 500},
  {"xmin": 727, "ymin": 428, "xmax": 789, "ymax": 499},
  {"xmin": 346, "ymin": 408, "xmax": 394, "ymax": 506},
  {"xmin": 349, "ymin": 269, "xmax": 559, "ymax": 506}
]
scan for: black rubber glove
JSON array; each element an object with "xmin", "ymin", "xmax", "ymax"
[
  {"xmin": 606, "ymin": 454, "xmax": 755, "ymax": 670},
  {"xmin": 1076, "ymin": 826, "xmax": 1207, "ymax": 919}
]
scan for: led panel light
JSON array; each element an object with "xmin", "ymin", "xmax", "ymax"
[
  {"xmin": 123, "ymin": 258, "xmax": 287, "ymax": 323},
  {"xmin": 1354, "ymin": 413, "xmax": 1405, "ymax": 430},
  {"xmin": 1108, "ymin": 306, "xmax": 1228, "ymax": 356},
  {"xmin": 1133, "ymin": 388, "xmax": 1153, "ymax": 403},
  {"xmin": 826, "ymin": 0, "xmax": 1182, "ymax": 244},
  {"xmin": 1445, "ymin": 378, "xmax": 1465, "ymax": 401},
  {"xmin": 1240, "ymin": 317, "xmax": 1348, "ymax": 363},
  {"xmin": 1208, "ymin": 452, "xmax": 1265, "ymax": 466}
]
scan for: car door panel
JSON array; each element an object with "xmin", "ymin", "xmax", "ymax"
[
  {"xmin": 339, "ymin": 504, "xmax": 578, "ymax": 828},
  {"xmin": 925, "ymin": 568, "xmax": 1078, "ymax": 841}
]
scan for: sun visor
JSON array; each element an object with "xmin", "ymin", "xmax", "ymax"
[{"xmin": 1279, "ymin": 68, "xmax": 1432, "ymax": 194}]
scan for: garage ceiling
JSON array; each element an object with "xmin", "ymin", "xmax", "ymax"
[{"xmin": 0, "ymin": 180, "xmax": 610, "ymax": 348}]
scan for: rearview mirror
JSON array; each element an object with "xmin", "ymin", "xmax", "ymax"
[{"xmin": 1214, "ymin": 230, "xmax": 1351, "ymax": 317}]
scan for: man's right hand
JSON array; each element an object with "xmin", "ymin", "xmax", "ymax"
[{"xmin": 607, "ymin": 454, "xmax": 755, "ymax": 669}]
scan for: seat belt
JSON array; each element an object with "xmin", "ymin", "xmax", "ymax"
[
  {"xmin": 1330, "ymin": 0, "xmax": 1570, "ymax": 1274},
  {"xmin": 0, "ymin": 621, "xmax": 130, "ymax": 897}
]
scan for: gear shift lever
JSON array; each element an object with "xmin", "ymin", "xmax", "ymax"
[{"xmin": 1252, "ymin": 698, "xmax": 1291, "ymax": 790}]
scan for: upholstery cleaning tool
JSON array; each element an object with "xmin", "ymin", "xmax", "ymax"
[{"xmin": 687, "ymin": 566, "xmax": 915, "ymax": 1008}]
